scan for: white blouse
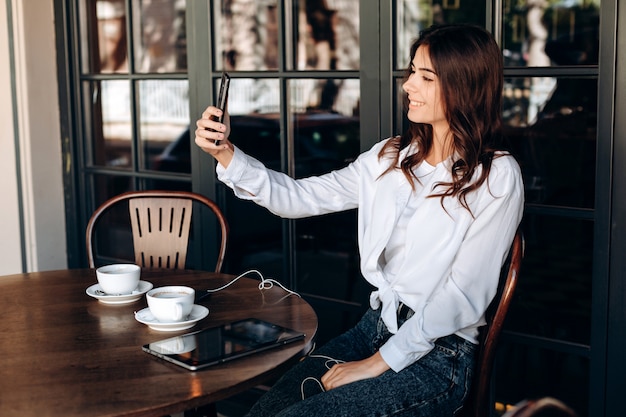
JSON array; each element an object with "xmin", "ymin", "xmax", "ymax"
[{"xmin": 216, "ymin": 138, "xmax": 524, "ymax": 372}]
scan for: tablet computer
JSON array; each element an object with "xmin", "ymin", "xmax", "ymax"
[{"xmin": 142, "ymin": 318, "xmax": 306, "ymax": 371}]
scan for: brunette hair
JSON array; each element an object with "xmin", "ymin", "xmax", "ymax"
[{"xmin": 379, "ymin": 24, "xmax": 505, "ymax": 213}]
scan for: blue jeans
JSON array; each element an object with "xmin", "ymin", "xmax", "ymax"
[{"xmin": 245, "ymin": 307, "xmax": 477, "ymax": 417}]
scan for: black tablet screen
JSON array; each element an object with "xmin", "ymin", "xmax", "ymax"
[{"xmin": 143, "ymin": 318, "xmax": 305, "ymax": 370}]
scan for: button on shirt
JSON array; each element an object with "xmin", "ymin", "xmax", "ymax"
[{"xmin": 216, "ymin": 138, "xmax": 524, "ymax": 372}]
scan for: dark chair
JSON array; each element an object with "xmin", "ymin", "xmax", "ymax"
[
  {"xmin": 86, "ymin": 190, "xmax": 229, "ymax": 272},
  {"xmin": 462, "ymin": 227, "xmax": 525, "ymax": 417}
]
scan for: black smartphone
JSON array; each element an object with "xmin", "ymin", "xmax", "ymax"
[{"xmin": 210, "ymin": 72, "xmax": 230, "ymax": 144}]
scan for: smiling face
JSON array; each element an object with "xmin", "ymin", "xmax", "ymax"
[{"xmin": 402, "ymin": 46, "xmax": 449, "ymax": 135}]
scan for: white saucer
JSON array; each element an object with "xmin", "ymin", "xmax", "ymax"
[
  {"xmin": 86, "ymin": 281, "xmax": 153, "ymax": 305},
  {"xmin": 134, "ymin": 305, "xmax": 209, "ymax": 331}
]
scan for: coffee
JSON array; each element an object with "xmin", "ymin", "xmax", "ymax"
[{"xmin": 146, "ymin": 286, "xmax": 195, "ymax": 323}]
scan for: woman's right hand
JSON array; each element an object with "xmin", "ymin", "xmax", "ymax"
[{"xmin": 195, "ymin": 106, "xmax": 234, "ymax": 166}]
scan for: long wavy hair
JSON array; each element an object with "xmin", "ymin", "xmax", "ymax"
[{"xmin": 379, "ymin": 24, "xmax": 505, "ymax": 213}]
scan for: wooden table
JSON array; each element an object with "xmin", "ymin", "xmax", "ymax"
[{"xmin": 0, "ymin": 269, "xmax": 317, "ymax": 417}]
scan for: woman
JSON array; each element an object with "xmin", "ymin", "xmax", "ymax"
[{"xmin": 195, "ymin": 24, "xmax": 524, "ymax": 417}]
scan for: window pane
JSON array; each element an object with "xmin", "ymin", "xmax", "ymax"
[
  {"xmin": 138, "ymin": 80, "xmax": 190, "ymax": 173},
  {"xmin": 213, "ymin": 0, "xmax": 279, "ymax": 71},
  {"xmin": 503, "ymin": 0, "xmax": 600, "ymax": 67},
  {"xmin": 395, "ymin": 0, "xmax": 486, "ymax": 69},
  {"xmin": 80, "ymin": 0, "xmax": 129, "ymax": 73},
  {"xmin": 86, "ymin": 80, "xmax": 133, "ymax": 168},
  {"xmin": 288, "ymin": 78, "xmax": 361, "ymax": 306},
  {"xmin": 89, "ymin": 173, "xmax": 135, "ymax": 265},
  {"xmin": 133, "ymin": 0, "xmax": 188, "ymax": 73},
  {"xmin": 143, "ymin": 178, "xmax": 192, "ymax": 191},
  {"xmin": 227, "ymin": 78, "xmax": 281, "ymax": 167},
  {"xmin": 504, "ymin": 76, "xmax": 597, "ymax": 208},
  {"xmin": 289, "ymin": 78, "xmax": 360, "ymax": 177},
  {"xmin": 221, "ymin": 78, "xmax": 283, "ymax": 280},
  {"xmin": 495, "ymin": 343, "xmax": 589, "ymax": 416},
  {"xmin": 508, "ymin": 217, "xmax": 593, "ymax": 345},
  {"xmin": 293, "ymin": 0, "xmax": 360, "ymax": 70}
]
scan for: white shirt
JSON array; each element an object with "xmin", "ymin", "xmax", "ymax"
[{"xmin": 216, "ymin": 138, "xmax": 524, "ymax": 372}]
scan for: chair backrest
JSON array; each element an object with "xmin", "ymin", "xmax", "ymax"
[
  {"xmin": 86, "ymin": 190, "xmax": 229, "ymax": 272},
  {"xmin": 464, "ymin": 227, "xmax": 524, "ymax": 417}
]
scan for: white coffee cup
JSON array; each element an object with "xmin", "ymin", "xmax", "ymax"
[
  {"xmin": 146, "ymin": 286, "xmax": 195, "ymax": 322},
  {"xmin": 96, "ymin": 264, "xmax": 141, "ymax": 295}
]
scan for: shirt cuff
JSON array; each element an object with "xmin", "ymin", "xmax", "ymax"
[
  {"xmin": 216, "ymin": 145, "xmax": 247, "ymax": 185},
  {"xmin": 379, "ymin": 337, "xmax": 418, "ymax": 372}
]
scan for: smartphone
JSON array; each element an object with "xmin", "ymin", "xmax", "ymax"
[{"xmin": 210, "ymin": 72, "xmax": 230, "ymax": 144}]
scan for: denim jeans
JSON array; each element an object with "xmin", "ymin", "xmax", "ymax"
[{"xmin": 245, "ymin": 307, "xmax": 477, "ymax": 417}]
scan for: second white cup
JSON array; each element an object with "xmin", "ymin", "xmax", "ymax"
[{"xmin": 146, "ymin": 286, "xmax": 195, "ymax": 322}]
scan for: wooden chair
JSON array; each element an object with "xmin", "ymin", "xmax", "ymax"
[
  {"xmin": 86, "ymin": 190, "xmax": 228, "ymax": 272},
  {"xmin": 462, "ymin": 227, "xmax": 525, "ymax": 417}
]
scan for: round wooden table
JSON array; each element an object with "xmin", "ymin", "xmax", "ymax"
[{"xmin": 0, "ymin": 268, "xmax": 317, "ymax": 417}]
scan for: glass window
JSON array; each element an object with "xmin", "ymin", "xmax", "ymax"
[
  {"xmin": 288, "ymin": 77, "xmax": 361, "ymax": 303},
  {"xmin": 80, "ymin": 1, "xmax": 193, "ymax": 175},
  {"xmin": 226, "ymin": 78, "xmax": 281, "ymax": 168},
  {"xmin": 509, "ymin": 217, "xmax": 593, "ymax": 345},
  {"xmin": 289, "ymin": 78, "xmax": 360, "ymax": 177},
  {"xmin": 293, "ymin": 0, "xmax": 360, "ymax": 70},
  {"xmin": 133, "ymin": 0, "xmax": 188, "ymax": 73},
  {"xmin": 81, "ymin": 0, "xmax": 129, "ymax": 73},
  {"xmin": 503, "ymin": 0, "xmax": 600, "ymax": 67},
  {"xmin": 504, "ymin": 76, "xmax": 597, "ymax": 208},
  {"xmin": 395, "ymin": 0, "xmax": 486, "ymax": 69},
  {"xmin": 212, "ymin": 0, "xmax": 280, "ymax": 71},
  {"xmin": 85, "ymin": 80, "xmax": 133, "ymax": 168},
  {"xmin": 494, "ymin": 343, "xmax": 589, "ymax": 416},
  {"xmin": 138, "ymin": 79, "xmax": 190, "ymax": 172},
  {"xmin": 221, "ymin": 77, "xmax": 284, "ymax": 278}
]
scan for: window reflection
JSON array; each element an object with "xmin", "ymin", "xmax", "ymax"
[
  {"xmin": 503, "ymin": 0, "xmax": 600, "ymax": 67},
  {"xmin": 288, "ymin": 78, "xmax": 361, "ymax": 302},
  {"xmin": 90, "ymin": 173, "xmax": 134, "ymax": 265},
  {"xmin": 139, "ymin": 80, "xmax": 190, "ymax": 172},
  {"xmin": 289, "ymin": 78, "xmax": 360, "ymax": 178},
  {"xmin": 509, "ymin": 216, "xmax": 593, "ymax": 345},
  {"xmin": 81, "ymin": 0, "xmax": 128, "ymax": 73},
  {"xmin": 504, "ymin": 76, "xmax": 597, "ymax": 208},
  {"xmin": 82, "ymin": 0, "xmax": 189, "ymax": 74},
  {"xmin": 87, "ymin": 80, "xmax": 132, "ymax": 168},
  {"xmin": 224, "ymin": 78, "xmax": 282, "ymax": 167},
  {"xmin": 134, "ymin": 0, "xmax": 188, "ymax": 73},
  {"xmin": 395, "ymin": 0, "xmax": 485, "ymax": 69},
  {"xmin": 295, "ymin": 0, "xmax": 359, "ymax": 70},
  {"xmin": 217, "ymin": 78, "xmax": 283, "ymax": 278},
  {"xmin": 213, "ymin": 0, "xmax": 279, "ymax": 71},
  {"xmin": 495, "ymin": 344, "xmax": 589, "ymax": 414}
]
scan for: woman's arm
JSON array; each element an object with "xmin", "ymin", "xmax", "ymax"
[{"xmin": 321, "ymin": 351, "xmax": 390, "ymax": 390}]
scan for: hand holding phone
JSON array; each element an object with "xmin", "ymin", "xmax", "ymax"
[{"xmin": 209, "ymin": 72, "xmax": 230, "ymax": 144}]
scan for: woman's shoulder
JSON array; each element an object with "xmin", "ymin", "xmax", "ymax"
[
  {"xmin": 487, "ymin": 152, "xmax": 524, "ymax": 192},
  {"xmin": 491, "ymin": 151, "xmax": 522, "ymax": 173}
]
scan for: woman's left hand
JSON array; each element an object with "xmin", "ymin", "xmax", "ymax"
[{"xmin": 320, "ymin": 351, "xmax": 390, "ymax": 390}]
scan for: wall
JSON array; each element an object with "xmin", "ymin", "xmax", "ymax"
[{"xmin": 0, "ymin": 0, "xmax": 67, "ymax": 275}]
